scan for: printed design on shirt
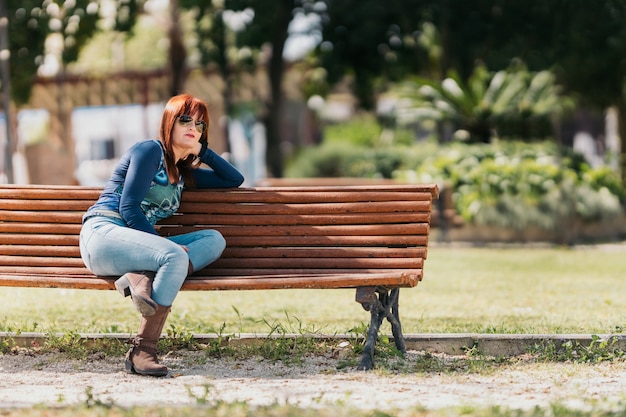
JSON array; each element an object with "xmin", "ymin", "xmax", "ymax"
[
  {"xmin": 141, "ymin": 179, "xmax": 183, "ymax": 225},
  {"xmin": 153, "ymin": 168, "xmax": 169, "ymax": 186},
  {"xmin": 111, "ymin": 150, "xmax": 184, "ymax": 226},
  {"xmin": 139, "ymin": 163, "xmax": 183, "ymax": 225}
]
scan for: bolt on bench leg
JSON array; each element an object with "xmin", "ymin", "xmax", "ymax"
[{"xmin": 355, "ymin": 286, "xmax": 406, "ymax": 370}]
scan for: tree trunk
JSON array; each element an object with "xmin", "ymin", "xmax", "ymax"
[
  {"xmin": 616, "ymin": 101, "xmax": 626, "ymax": 186},
  {"xmin": 264, "ymin": 1, "xmax": 291, "ymax": 178},
  {"xmin": 168, "ymin": 0, "xmax": 187, "ymax": 96},
  {"xmin": 216, "ymin": 11, "xmax": 232, "ymax": 153}
]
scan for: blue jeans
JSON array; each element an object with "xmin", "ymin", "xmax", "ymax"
[{"xmin": 79, "ymin": 216, "xmax": 226, "ymax": 306}]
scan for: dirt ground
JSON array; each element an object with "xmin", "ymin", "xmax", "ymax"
[{"xmin": 2, "ymin": 349, "xmax": 626, "ymax": 412}]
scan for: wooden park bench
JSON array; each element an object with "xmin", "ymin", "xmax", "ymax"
[{"xmin": 0, "ymin": 183, "xmax": 439, "ymax": 370}]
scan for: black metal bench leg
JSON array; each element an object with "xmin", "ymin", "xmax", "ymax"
[
  {"xmin": 355, "ymin": 287, "xmax": 407, "ymax": 370},
  {"xmin": 387, "ymin": 288, "xmax": 407, "ymax": 354},
  {"xmin": 357, "ymin": 297, "xmax": 383, "ymax": 370}
]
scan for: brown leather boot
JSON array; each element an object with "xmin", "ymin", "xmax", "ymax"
[
  {"xmin": 115, "ymin": 272, "xmax": 158, "ymax": 316},
  {"xmin": 125, "ymin": 304, "xmax": 171, "ymax": 377}
]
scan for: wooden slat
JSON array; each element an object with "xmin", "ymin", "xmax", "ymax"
[
  {"xmin": 0, "ymin": 223, "xmax": 81, "ymax": 234},
  {"xmin": 0, "ymin": 211, "xmax": 83, "ymax": 223},
  {"xmin": 0, "ymin": 266, "xmax": 93, "ymax": 275},
  {"xmin": 0, "ymin": 223, "xmax": 431, "ymax": 239},
  {"xmin": 0, "ymin": 255, "xmax": 427, "ymax": 271},
  {"xmin": 214, "ymin": 224, "xmax": 429, "ymax": 237},
  {"xmin": 0, "ymin": 234, "xmax": 79, "ymax": 245},
  {"xmin": 0, "ymin": 255, "xmax": 424, "ymax": 270},
  {"xmin": 0, "ymin": 245, "xmax": 79, "ymax": 257},
  {"xmin": 223, "ymin": 235, "xmax": 429, "ymax": 247},
  {"xmin": 0, "ymin": 186, "xmax": 102, "ymax": 200},
  {"xmin": 179, "ymin": 191, "xmax": 434, "ymax": 206},
  {"xmin": 181, "ymin": 271, "xmax": 422, "ymax": 290},
  {"xmin": 0, "ymin": 213, "xmax": 431, "ymax": 228},
  {"xmin": 0, "ymin": 200, "xmax": 91, "ymax": 211},
  {"xmin": 0, "ymin": 233, "xmax": 426, "ymax": 247},
  {"xmin": 0, "ymin": 245, "xmax": 427, "ymax": 259},
  {"xmin": 0, "ymin": 184, "xmax": 439, "ymax": 199},
  {"xmin": 0, "ymin": 275, "xmax": 115, "ymax": 290},
  {"xmin": 209, "ymin": 257, "xmax": 423, "ymax": 269},
  {"xmin": 176, "ymin": 200, "xmax": 431, "ymax": 215},
  {"xmin": 158, "ymin": 212, "xmax": 431, "ymax": 228},
  {"xmin": 0, "ymin": 269, "xmax": 421, "ymax": 291},
  {"xmin": 0, "ymin": 256, "xmax": 86, "ymax": 267},
  {"xmin": 222, "ymin": 247, "xmax": 427, "ymax": 258}
]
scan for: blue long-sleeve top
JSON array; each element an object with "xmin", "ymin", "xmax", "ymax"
[{"xmin": 83, "ymin": 139, "xmax": 244, "ymax": 235}]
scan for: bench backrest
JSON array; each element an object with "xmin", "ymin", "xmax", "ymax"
[{"xmin": 0, "ymin": 184, "xmax": 438, "ymax": 291}]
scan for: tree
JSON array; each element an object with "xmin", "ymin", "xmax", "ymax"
[
  {"xmin": 395, "ymin": 63, "xmax": 574, "ymax": 143},
  {"xmin": 168, "ymin": 0, "xmax": 187, "ymax": 96},
  {"xmin": 318, "ymin": 0, "xmax": 626, "ymax": 184},
  {"xmin": 4, "ymin": 0, "xmax": 143, "ymax": 105},
  {"xmin": 1, "ymin": 0, "xmax": 143, "ymax": 183},
  {"xmin": 318, "ymin": 0, "xmax": 424, "ymax": 110},
  {"xmin": 419, "ymin": 0, "xmax": 626, "ymax": 182},
  {"xmin": 231, "ymin": 0, "xmax": 293, "ymax": 178},
  {"xmin": 183, "ymin": 0, "xmax": 321, "ymax": 178},
  {"xmin": 546, "ymin": 0, "xmax": 626, "ymax": 182}
]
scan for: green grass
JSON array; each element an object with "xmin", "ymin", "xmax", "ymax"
[
  {"xmin": 2, "ymin": 245, "xmax": 626, "ymax": 336},
  {"xmin": 4, "ymin": 245, "xmax": 626, "ymax": 417}
]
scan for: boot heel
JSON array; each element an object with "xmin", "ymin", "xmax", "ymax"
[
  {"xmin": 124, "ymin": 358, "xmax": 136, "ymax": 374},
  {"xmin": 114, "ymin": 276, "xmax": 131, "ymax": 297}
]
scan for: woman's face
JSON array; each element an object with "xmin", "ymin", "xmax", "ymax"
[{"xmin": 171, "ymin": 112, "xmax": 206, "ymax": 150}]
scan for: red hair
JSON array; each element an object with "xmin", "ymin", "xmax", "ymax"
[{"xmin": 159, "ymin": 93, "xmax": 210, "ymax": 185}]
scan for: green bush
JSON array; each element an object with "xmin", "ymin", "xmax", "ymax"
[
  {"xmin": 285, "ymin": 114, "xmax": 439, "ymax": 178},
  {"xmin": 323, "ymin": 115, "xmax": 382, "ymax": 147},
  {"xmin": 323, "ymin": 113, "xmax": 415, "ymax": 147},
  {"xmin": 394, "ymin": 141, "xmax": 625, "ymax": 230},
  {"xmin": 285, "ymin": 141, "xmax": 438, "ymax": 179},
  {"xmin": 286, "ymin": 114, "xmax": 624, "ymax": 235}
]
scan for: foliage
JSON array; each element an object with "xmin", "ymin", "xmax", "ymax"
[
  {"xmin": 323, "ymin": 115, "xmax": 383, "ymax": 147},
  {"xmin": 395, "ymin": 141, "xmax": 626, "ymax": 231},
  {"xmin": 5, "ymin": 0, "xmax": 143, "ymax": 105},
  {"xmin": 314, "ymin": 0, "xmax": 626, "ymax": 185},
  {"xmin": 393, "ymin": 62, "xmax": 574, "ymax": 143},
  {"xmin": 289, "ymin": 121, "xmax": 625, "ymax": 234},
  {"xmin": 69, "ymin": 16, "xmax": 169, "ymax": 73},
  {"xmin": 288, "ymin": 126, "xmax": 626, "ymax": 234},
  {"xmin": 315, "ymin": 0, "xmax": 626, "ymax": 113},
  {"xmin": 5, "ymin": 1, "xmax": 50, "ymax": 104},
  {"xmin": 40, "ymin": 331, "xmax": 127, "ymax": 359},
  {"xmin": 286, "ymin": 114, "xmax": 436, "ymax": 178},
  {"xmin": 285, "ymin": 142, "xmax": 380, "ymax": 178},
  {"xmin": 317, "ymin": 0, "xmax": 426, "ymax": 109},
  {"xmin": 285, "ymin": 141, "xmax": 435, "ymax": 180},
  {"xmin": 530, "ymin": 335, "xmax": 625, "ymax": 364},
  {"xmin": 176, "ymin": 0, "xmax": 324, "ymax": 178}
]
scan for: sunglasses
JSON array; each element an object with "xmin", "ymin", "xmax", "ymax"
[{"xmin": 177, "ymin": 115, "xmax": 206, "ymax": 133}]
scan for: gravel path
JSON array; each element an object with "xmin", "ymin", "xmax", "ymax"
[{"xmin": 2, "ymin": 349, "xmax": 626, "ymax": 411}]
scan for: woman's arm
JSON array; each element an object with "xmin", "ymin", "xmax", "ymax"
[
  {"xmin": 193, "ymin": 148, "xmax": 244, "ymax": 189},
  {"xmin": 118, "ymin": 142, "xmax": 162, "ymax": 234}
]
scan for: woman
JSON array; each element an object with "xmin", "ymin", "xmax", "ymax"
[{"xmin": 79, "ymin": 93, "xmax": 244, "ymax": 377}]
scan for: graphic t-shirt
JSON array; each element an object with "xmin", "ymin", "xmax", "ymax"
[
  {"xmin": 83, "ymin": 140, "xmax": 183, "ymax": 235},
  {"xmin": 83, "ymin": 138, "xmax": 245, "ymax": 235}
]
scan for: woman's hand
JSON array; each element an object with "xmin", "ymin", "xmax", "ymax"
[{"xmin": 197, "ymin": 139, "xmax": 208, "ymax": 158}]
